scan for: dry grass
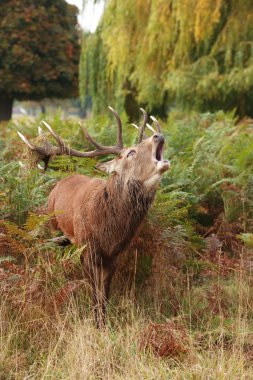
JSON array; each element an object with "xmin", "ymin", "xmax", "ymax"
[
  {"xmin": 1, "ymin": 256, "xmax": 253, "ymax": 380},
  {"xmin": 0, "ymin": 221, "xmax": 252, "ymax": 379},
  {"xmin": 1, "ymin": 113, "xmax": 253, "ymax": 379},
  {"xmin": 0, "ymin": 216, "xmax": 252, "ymax": 379}
]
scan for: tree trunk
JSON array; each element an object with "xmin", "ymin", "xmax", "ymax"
[
  {"xmin": 0, "ymin": 98, "xmax": 14, "ymax": 121},
  {"xmin": 40, "ymin": 103, "xmax": 46, "ymax": 114}
]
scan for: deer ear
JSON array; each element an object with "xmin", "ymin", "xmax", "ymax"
[{"xmin": 96, "ymin": 159, "xmax": 117, "ymax": 174}]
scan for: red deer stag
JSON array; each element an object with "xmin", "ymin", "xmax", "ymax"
[{"xmin": 18, "ymin": 107, "xmax": 170, "ymax": 327}]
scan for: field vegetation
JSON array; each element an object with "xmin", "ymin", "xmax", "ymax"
[{"xmin": 0, "ymin": 110, "xmax": 253, "ymax": 378}]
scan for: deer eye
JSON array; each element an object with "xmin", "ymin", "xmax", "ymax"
[{"xmin": 127, "ymin": 150, "xmax": 136, "ymax": 158}]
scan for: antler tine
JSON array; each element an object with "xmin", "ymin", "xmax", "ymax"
[
  {"xmin": 146, "ymin": 123, "xmax": 156, "ymax": 134},
  {"xmin": 79, "ymin": 122, "xmax": 105, "ymax": 150},
  {"xmin": 17, "ymin": 131, "xmax": 36, "ymax": 150},
  {"xmin": 150, "ymin": 116, "xmax": 161, "ymax": 133},
  {"xmin": 38, "ymin": 126, "xmax": 43, "ymax": 136},
  {"xmin": 138, "ymin": 108, "xmax": 148, "ymax": 143},
  {"xmin": 42, "ymin": 121, "xmax": 65, "ymax": 147},
  {"xmin": 108, "ymin": 106, "xmax": 123, "ymax": 148},
  {"xmin": 17, "ymin": 130, "xmax": 53, "ymax": 171},
  {"xmin": 131, "ymin": 123, "xmax": 149, "ymax": 141}
]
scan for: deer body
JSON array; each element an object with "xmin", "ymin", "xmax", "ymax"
[
  {"xmin": 49, "ymin": 173, "xmax": 156, "ymax": 253},
  {"xmin": 18, "ymin": 108, "xmax": 170, "ymax": 327}
]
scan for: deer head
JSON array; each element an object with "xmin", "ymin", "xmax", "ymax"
[{"xmin": 18, "ymin": 107, "xmax": 170, "ymax": 189}]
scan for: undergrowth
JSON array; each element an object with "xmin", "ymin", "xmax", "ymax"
[{"xmin": 0, "ymin": 111, "xmax": 253, "ymax": 378}]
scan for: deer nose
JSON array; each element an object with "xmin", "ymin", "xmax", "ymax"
[{"xmin": 153, "ymin": 134, "xmax": 165, "ymax": 143}]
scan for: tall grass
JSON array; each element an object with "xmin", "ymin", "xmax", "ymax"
[
  {"xmin": 0, "ymin": 261, "xmax": 252, "ymax": 379},
  {"xmin": 0, "ymin": 111, "xmax": 253, "ymax": 378}
]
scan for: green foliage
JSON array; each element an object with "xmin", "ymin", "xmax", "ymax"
[
  {"xmin": 0, "ymin": 0, "xmax": 80, "ymax": 101},
  {"xmin": 164, "ymin": 110, "xmax": 253, "ymax": 225},
  {"xmin": 81, "ymin": 0, "xmax": 253, "ymax": 117},
  {"xmin": 79, "ymin": 30, "xmax": 113, "ymax": 114},
  {"xmin": 239, "ymin": 233, "xmax": 253, "ymax": 248},
  {"xmin": 0, "ymin": 161, "xmax": 51, "ymax": 225},
  {"xmin": 2, "ymin": 108, "xmax": 253, "ymax": 242},
  {"xmin": 0, "ymin": 112, "xmax": 253, "ymax": 377}
]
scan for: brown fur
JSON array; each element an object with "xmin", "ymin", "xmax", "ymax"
[
  {"xmin": 47, "ymin": 132, "xmax": 170, "ymax": 327},
  {"xmin": 48, "ymin": 172, "xmax": 156, "ymax": 327},
  {"xmin": 49, "ymin": 174, "xmax": 155, "ymax": 254},
  {"xmin": 18, "ymin": 111, "xmax": 170, "ymax": 327}
]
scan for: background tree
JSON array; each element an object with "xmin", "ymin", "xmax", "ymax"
[
  {"xmin": 0, "ymin": 0, "xmax": 80, "ymax": 121},
  {"xmin": 80, "ymin": 0, "xmax": 253, "ymax": 119}
]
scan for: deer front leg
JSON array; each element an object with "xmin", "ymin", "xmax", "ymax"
[
  {"xmin": 90, "ymin": 264, "xmax": 115, "ymax": 328},
  {"xmin": 83, "ymin": 253, "xmax": 115, "ymax": 328},
  {"xmin": 101, "ymin": 266, "xmax": 115, "ymax": 325}
]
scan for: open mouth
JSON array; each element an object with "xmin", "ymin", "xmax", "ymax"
[{"xmin": 155, "ymin": 140, "xmax": 164, "ymax": 161}]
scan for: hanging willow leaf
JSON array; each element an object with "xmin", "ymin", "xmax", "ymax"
[{"xmin": 80, "ymin": 0, "xmax": 253, "ymax": 117}]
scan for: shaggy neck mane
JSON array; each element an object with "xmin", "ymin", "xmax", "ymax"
[{"xmin": 91, "ymin": 174, "xmax": 156, "ymax": 258}]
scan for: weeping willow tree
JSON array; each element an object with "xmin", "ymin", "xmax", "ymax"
[{"xmin": 80, "ymin": 0, "xmax": 253, "ymax": 118}]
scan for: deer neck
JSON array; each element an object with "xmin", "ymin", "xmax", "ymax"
[
  {"xmin": 108, "ymin": 173, "xmax": 156, "ymax": 211},
  {"xmin": 93, "ymin": 174, "xmax": 156, "ymax": 257}
]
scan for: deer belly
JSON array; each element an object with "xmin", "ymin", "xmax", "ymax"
[
  {"xmin": 50, "ymin": 202, "xmax": 75, "ymax": 241},
  {"xmin": 48, "ymin": 179, "xmax": 79, "ymax": 241}
]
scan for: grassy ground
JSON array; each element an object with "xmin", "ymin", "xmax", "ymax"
[
  {"xmin": 1, "ymin": 267, "xmax": 253, "ymax": 379},
  {"xmin": 0, "ymin": 111, "xmax": 253, "ymax": 379}
]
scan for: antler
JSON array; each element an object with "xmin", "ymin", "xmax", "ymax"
[
  {"xmin": 131, "ymin": 108, "xmax": 148, "ymax": 143},
  {"xmin": 17, "ymin": 107, "xmax": 124, "ymax": 170},
  {"xmin": 150, "ymin": 115, "xmax": 161, "ymax": 133},
  {"xmin": 138, "ymin": 108, "xmax": 148, "ymax": 143},
  {"xmin": 132, "ymin": 111, "xmax": 163, "ymax": 142},
  {"xmin": 108, "ymin": 106, "xmax": 123, "ymax": 148},
  {"xmin": 146, "ymin": 123, "xmax": 156, "ymax": 134}
]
